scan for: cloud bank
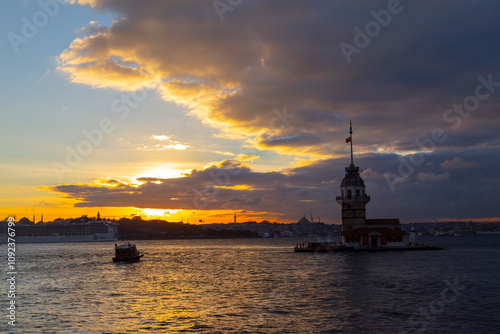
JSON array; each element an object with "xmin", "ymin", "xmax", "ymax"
[
  {"xmin": 50, "ymin": 148, "xmax": 500, "ymax": 222},
  {"xmin": 53, "ymin": 0, "xmax": 500, "ymax": 221}
]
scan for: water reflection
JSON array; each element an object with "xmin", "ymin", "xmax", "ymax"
[{"xmin": 1, "ymin": 237, "xmax": 499, "ymax": 333}]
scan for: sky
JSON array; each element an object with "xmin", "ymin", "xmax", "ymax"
[{"xmin": 1, "ymin": 0, "xmax": 499, "ymax": 224}]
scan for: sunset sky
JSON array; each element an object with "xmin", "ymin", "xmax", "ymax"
[{"xmin": 1, "ymin": 0, "xmax": 499, "ymax": 224}]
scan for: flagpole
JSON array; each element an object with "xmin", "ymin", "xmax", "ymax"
[{"xmin": 350, "ymin": 121, "xmax": 353, "ymax": 165}]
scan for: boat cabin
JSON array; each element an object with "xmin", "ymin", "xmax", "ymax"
[{"xmin": 113, "ymin": 243, "xmax": 143, "ymax": 262}]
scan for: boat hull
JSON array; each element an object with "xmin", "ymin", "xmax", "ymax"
[
  {"xmin": 8, "ymin": 234, "xmax": 117, "ymax": 243},
  {"xmin": 112, "ymin": 254, "xmax": 143, "ymax": 263},
  {"xmin": 1, "ymin": 220, "xmax": 118, "ymax": 243}
]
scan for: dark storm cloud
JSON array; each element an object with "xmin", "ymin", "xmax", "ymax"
[{"xmin": 62, "ymin": 0, "xmax": 500, "ymax": 156}]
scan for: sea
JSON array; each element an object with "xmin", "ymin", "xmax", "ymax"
[{"xmin": 1, "ymin": 235, "xmax": 500, "ymax": 333}]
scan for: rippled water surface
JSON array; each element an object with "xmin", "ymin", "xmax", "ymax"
[{"xmin": 1, "ymin": 236, "xmax": 500, "ymax": 333}]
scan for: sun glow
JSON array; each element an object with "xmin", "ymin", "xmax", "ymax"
[
  {"xmin": 141, "ymin": 208, "xmax": 168, "ymax": 217},
  {"xmin": 140, "ymin": 208, "xmax": 181, "ymax": 219}
]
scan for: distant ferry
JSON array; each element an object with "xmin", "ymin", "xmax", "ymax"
[{"xmin": 1, "ymin": 220, "xmax": 118, "ymax": 243}]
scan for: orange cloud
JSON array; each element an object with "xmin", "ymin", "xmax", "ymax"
[{"xmin": 58, "ymin": 32, "xmax": 156, "ymax": 91}]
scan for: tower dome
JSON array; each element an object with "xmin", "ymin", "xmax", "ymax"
[
  {"xmin": 341, "ymin": 164, "xmax": 365, "ymax": 187},
  {"xmin": 337, "ymin": 163, "xmax": 369, "ymax": 202}
]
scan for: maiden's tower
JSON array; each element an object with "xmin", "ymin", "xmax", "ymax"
[
  {"xmin": 336, "ymin": 122, "xmax": 406, "ymax": 248},
  {"xmin": 294, "ymin": 122, "xmax": 442, "ymax": 252}
]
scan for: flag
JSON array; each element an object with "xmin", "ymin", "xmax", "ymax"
[{"xmin": 345, "ymin": 136, "xmax": 351, "ymax": 143}]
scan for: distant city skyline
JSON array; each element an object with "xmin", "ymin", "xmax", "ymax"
[{"xmin": 2, "ymin": 1, "xmax": 500, "ymax": 224}]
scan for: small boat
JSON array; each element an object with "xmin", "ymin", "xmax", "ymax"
[{"xmin": 113, "ymin": 242, "xmax": 144, "ymax": 263}]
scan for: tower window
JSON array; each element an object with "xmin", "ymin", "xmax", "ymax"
[
  {"xmin": 355, "ymin": 189, "xmax": 360, "ymax": 197},
  {"xmin": 347, "ymin": 190, "xmax": 352, "ymax": 198}
]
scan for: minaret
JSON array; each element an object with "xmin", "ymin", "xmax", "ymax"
[
  {"xmin": 97, "ymin": 211, "xmax": 101, "ymax": 220},
  {"xmin": 336, "ymin": 122, "xmax": 370, "ymax": 232}
]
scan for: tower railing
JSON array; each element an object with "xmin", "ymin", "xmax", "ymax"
[{"xmin": 336, "ymin": 194, "xmax": 370, "ymax": 201}]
